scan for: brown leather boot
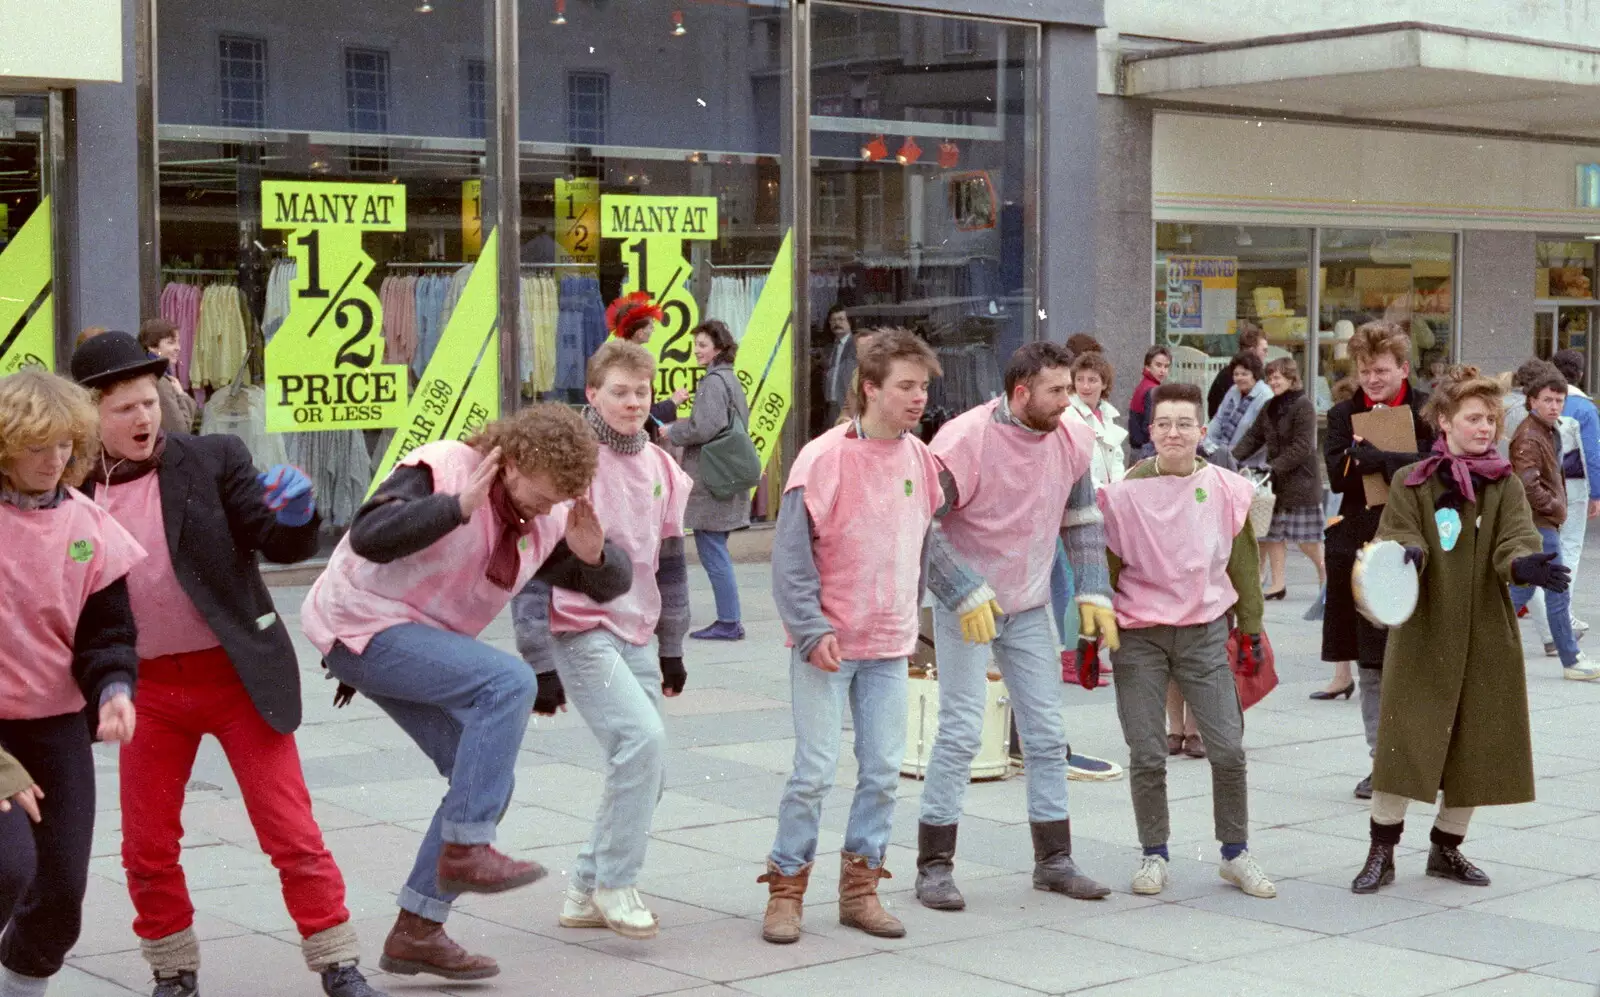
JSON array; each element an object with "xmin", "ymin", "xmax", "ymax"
[
  {"xmin": 379, "ymin": 910, "xmax": 499, "ymax": 981},
  {"xmin": 437, "ymin": 843, "xmax": 546, "ymax": 895},
  {"xmin": 757, "ymin": 860, "xmax": 811, "ymax": 944},
  {"xmin": 838, "ymin": 852, "xmax": 904, "ymax": 938}
]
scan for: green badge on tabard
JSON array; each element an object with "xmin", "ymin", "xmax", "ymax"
[
  {"xmin": 904, "ymin": 479, "xmax": 914, "ymax": 497},
  {"xmin": 517, "ymin": 536, "xmax": 529, "ymax": 552},
  {"xmin": 654, "ymin": 482, "xmax": 663, "ymax": 498},
  {"xmin": 1195, "ymin": 488, "xmax": 1208, "ymax": 503},
  {"xmin": 69, "ymin": 539, "xmax": 95, "ymax": 563}
]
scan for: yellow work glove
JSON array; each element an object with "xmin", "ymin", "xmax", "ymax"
[
  {"xmin": 959, "ymin": 599, "xmax": 1002, "ymax": 644},
  {"xmin": 1079, "ymin": 602, "xmax": 1120, "ymax": 651}
]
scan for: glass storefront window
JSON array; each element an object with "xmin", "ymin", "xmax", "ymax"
[
  {"xmin": 0, "ymin": 94, "xmax": 54, "ymax": 376},
  {"xmin": 1319, "ymin": 229, "xmax": 1455, "ymax": 392},
  {"xmin": 807, "ymin": 4, "xmax": 1039, "ymax": 440},
  {"xmin": 156, "ymin": 0, "xmax": 495, "ymax": 531},
  {"xmin": 1534, "ymin": 238, "xmax": 1598, "ymax": 372},
  {"xmin": 1154, "ymin": 223, "xmax": 1314, "ymax": 406}
]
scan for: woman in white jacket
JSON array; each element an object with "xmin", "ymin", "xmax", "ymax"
[{"xmin": 1062, "ymin": 351, "xmax": 1127, "ymax": 491}]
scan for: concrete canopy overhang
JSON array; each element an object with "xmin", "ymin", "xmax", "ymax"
[{"xmin": 1121, "ymin": 22, "xmax": 1600, "ymax": 141}]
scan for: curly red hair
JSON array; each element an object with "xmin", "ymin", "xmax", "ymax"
[{"xmin": 606, "ymin": 292, "xmax": 664, "ymax": 340}]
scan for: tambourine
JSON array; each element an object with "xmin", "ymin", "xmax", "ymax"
[{"xmin": 1352, "ymin": 539, "xmax": 1419, "ymax": 628}]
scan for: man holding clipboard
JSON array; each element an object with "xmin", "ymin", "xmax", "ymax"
[{"xmin": 1322, "ymin": 323, "xmax": 1435, "ymax": 800}]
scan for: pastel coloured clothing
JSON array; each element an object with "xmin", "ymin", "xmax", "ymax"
[
  {"xmin": 94, "ymin": 473, "xmax": 222, "ymax": 660},
  {"xmin": 930, "ymin": 398, "xmax": 1093, "ymax": 614},
  {"xmin": 780, "ymin": 423, "xmax": 943, "ymax": 660},
  {"xmin": 1063, "ymin": 396, "xmax": 1128, "ymax": 492},
  {"xmin": 301, "ymin": 441, "xmax": 569, "ymax": 655},
  {"xmin": 1098, "ymin": 461, "xmax": 1256, "ymax": 632},
  {"xmin": 550, "ymin": 442, "xmax": 691, "ymax": 646},
  {"xmin": 1, "ymin": 490, "xmax": 145, "ymax": 719}
]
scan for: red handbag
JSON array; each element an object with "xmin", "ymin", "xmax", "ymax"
[
  {"xmin": 1065, "ymin": 636, "xmax": 1102, "ymax": 690},
  {"xmin": 1227, "ymin": 628, "xmax": 1278, "ymax": 710}
]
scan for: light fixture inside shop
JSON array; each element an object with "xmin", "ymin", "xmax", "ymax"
[
  {"xmin": 551, "ymin": 0, "xmax": 567, "ymax": 25},
  {"xmin": 1587, "ymin": 234, "xmax": 1600, "ymax": 241},
  {"xmin": 672, "ymin": 10, "xmax": 686, "ymax": 35},
  {"xmin": 1235, "ymin": 226, "xmax": 1253, "ymax": 247},
  {"xmin": 861, "ymin": 135, "xmax": 887, "ymax": 162},
  {"xmin": 416, "ymin": 0, "xmax": 433, "ymax": 11},
  {"xmin": 896, "ymin": 137, "xmax": 922, "ymax": 165}
]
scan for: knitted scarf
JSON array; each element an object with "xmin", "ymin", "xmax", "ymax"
[
  {"xmin": 1403, "ymin": 436, "xmax": 1511, "ymax": 505},
  {"xmin": 584, "ymin": 405, "xmax": 647, "ymax": 455},
  {"xmin": 86, "ymin": 433, "xmax": 168, "ymax": 487}
]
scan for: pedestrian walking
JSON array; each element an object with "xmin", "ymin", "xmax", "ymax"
[
  {"xmin": 667, "ymin": 321, "xmax": 750, "ymax": 642},
  {"xmin": 1208, "ymin": 324, "xmax": 1269, "ymax": 419},
  {"xmin": 1233, "ymin": 357, "xmax": 1325, "ymax": 602}
]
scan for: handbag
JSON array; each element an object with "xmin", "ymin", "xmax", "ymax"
[
  {"xmin": 1242, "ymin": 467, "xmax": 1276, "ymax": 538},
  {"xmin": 696, "ymin": 368, "xmax": 763, "ymax": 500},
  {"xmin": 1226, "ymin": 627, "xmax": 1278, "ymax": 710}
]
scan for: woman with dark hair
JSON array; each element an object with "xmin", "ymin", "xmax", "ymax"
[
  {"xmin": 668, "ymin": 321, "xmax": 752, "ymax": 641},
  {"xmin": 1206, "ymin": 353, "xmax": 1271, "ymax": 467},
  {"xmin": 1233, "ymin": 357, "xmax": 1325, "ymax": 602}
]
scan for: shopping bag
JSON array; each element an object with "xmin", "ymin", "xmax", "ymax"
[{"xmin": 1226, "ymin": 627, "xmax": 1278, "ymax": 710}]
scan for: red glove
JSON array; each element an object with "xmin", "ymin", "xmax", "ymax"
[
  {"xmin": 1075, "ymin": 635, "xmax": 1102, "ymax": 690},
  {"xmin": 1230, "ymin": 630, "xmax": 1262, "ymax": 677}
]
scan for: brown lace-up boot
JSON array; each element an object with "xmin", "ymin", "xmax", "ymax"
[
  {"xmin": 838, "ymin": 852, "xmax": 905, "ymax": 938},
  {"xmin": 380, "ymin": 910, "xmax": 499, "ymax": 980}
]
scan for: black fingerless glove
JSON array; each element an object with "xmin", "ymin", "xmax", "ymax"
[
  {"xmin": 660, "ymin": 656, "xmax": 687, "ymax": 696},
  {"xmin": 1346, "ymin": 442, "xmax": 1387, "ymax": 473},
  {"xmin": 534, "ymin": 671, "xmax": 566, "ymax": 715},
  {"xmin": 1512, "ymin": 551, "xmax": 1571, "ymax": 592}
]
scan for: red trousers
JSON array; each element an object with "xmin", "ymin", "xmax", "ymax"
[{"xmin": 120, "ymin": 648, "xmax": 349, "ymax": 941}]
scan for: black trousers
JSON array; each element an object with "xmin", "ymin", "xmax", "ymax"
[{"xmin": 0, "ymin": 712, "xmax": 96, "ymax": 979}]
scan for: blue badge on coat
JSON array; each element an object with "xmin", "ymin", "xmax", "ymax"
[{"xmin": 1435, "ymin": 507, "xmax": 1461, "ymax": 552}]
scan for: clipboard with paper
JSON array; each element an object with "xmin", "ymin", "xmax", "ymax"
[{"xmin": 1350, "ymin": 405, "xmax": 1417, "ymax": 507}]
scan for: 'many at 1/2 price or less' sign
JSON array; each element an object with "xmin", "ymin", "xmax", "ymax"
[
  {"xmin": 601, "ymin": 194, "xmax": 718, "ymax": 414},
  {"xmin": 261, "ymin": 181, "xmax": 410, "ymax": 432}
]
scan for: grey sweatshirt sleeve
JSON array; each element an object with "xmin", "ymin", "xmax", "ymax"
[
  {"xmin": 654, "ymin": 535, "xmax": 690, "ymax": 658},
  {"xmin": 772, "ymin": 487, "xmax": 833, "ymax": 659},
  {"xmin": 1060, "ymin": 470, "xmax": 1112, "ymax": 603},
  {"xmin": 510, "ymin": 578, "xmax": 559, "ymax": 674},
  {"xmin": 667, "ymin": 368, "xmax": 733, "ymax": 448},
  {"xmin": 925, "ymin": 468, "xmax": 998, "ymax": 613},
  {"xmin": 347, "ymin": 464, "xmax": 466, "ymax": 563}
]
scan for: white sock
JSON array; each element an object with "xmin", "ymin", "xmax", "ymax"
[{"xmin": 0, "ymin": 967, "xmax": 49, "ymax": 997}]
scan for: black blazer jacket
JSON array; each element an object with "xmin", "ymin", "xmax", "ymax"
[{"xmin": 154, "ymin": 433, "xmax": 320, "ymax": 733}]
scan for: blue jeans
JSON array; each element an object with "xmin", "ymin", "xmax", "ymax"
[
  {"xmin": 1049, "ymin": 540, "xmax": 1075, "ymax": 645},
  {"xmin": 693, "ymin": 530, "xmax": 742, "ymax": 623},
  {"xmin": 920, "ymin": 605, "xmax": 1070, "ymax": 825},
  {"xmin": 554, "ymin": 628, "xmax": 667, "ymax": 890},
  {"xmin": 1512, "ymin": 526, "xmax": 1579, "ymax": 667},
  {"xmin": 324, "ymin": 623, "xmax": 536, "ymax": 921},
  {"xmin": 770, "ymin": 651, "xmax": 907, "ymax": 875}
]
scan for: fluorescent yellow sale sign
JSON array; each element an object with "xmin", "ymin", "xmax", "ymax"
[
  {"xmin": 555, "ymin": 177, "xmax": 599, "ymax": 264},
  {"xmin": 368, "ymin": 229, "xmax": 502, "ymax": 495},
  {"xmin": 601, "ymin": 194, "xmax": 718, "ymax": 415},
  {"xmin": 0, "ymin": 196, "xmax": 53, "ymax": 376},
  {"xmin": 261, "ymin": 181, "xmax": 410, "ymax": 432},
  {"xmin": 731, "ymin": 230, "xmax": 793, "ymax": 472}
]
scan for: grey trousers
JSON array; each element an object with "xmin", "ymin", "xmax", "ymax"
[
  {"xmin": 1111, "ymin": 618, "xmax": 1249, "ymax": 848},
  {"xmin": 1359, "ymin": 665, "xmax": 1382, "ymax": 758}
]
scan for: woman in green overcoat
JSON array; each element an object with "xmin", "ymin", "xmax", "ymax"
[{"xmin": 1350, "ymin": 366, "xmax": 1565, "ymax": 895}]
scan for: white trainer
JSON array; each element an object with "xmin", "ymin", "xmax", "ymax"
[
  {"xmin": 558, "ymin": 886, "xmax": 607, "ymax": 928},
  {"xmin": 593, "ymin": 885, "xmax": 659, "ymax": 939},
  {"xmin": 1131, "ymin": 855, "xmax": 1168, "ymax": 895},
  {"xmin": 1562, "ymin": 653, "xmax": 1600, "ymax": 681},
  {"xmin": 1573, "ymin": 617, "xmax": 1589, "ymax": 634},
  {"xmin": 1220, "ymin": 851, "xmax": 1277, "ymax": 898}
]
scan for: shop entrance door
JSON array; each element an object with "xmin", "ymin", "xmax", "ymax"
[{"xmin": 0, "ymin": 94, "xmax": 54, "ymax": 375}]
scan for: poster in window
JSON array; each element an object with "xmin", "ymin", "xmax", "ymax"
[{"xmin": 1164, "ymin": 255, "xmax": 1238, "ymax": 343}]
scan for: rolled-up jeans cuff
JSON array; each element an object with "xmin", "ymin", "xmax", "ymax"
[
  {"xmin": 398, "ymin": 887, "xmax": 453, "ymax": 923},
  {"xmin": 442, "ymin": 819, "xmax": 498, "ymax": 845}
]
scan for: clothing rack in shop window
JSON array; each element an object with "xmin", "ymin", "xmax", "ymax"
[{"xmin": 162, "ymin": 268, "xmax": 238, "ymax": 277}]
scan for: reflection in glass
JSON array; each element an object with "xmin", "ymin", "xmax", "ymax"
[{"xmin": 1319, "ymin": 229, "xmax": 1454, "ymax": 393}]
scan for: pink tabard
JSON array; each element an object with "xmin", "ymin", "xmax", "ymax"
[
  {"xmin": 300, "ymin": 441, "xmax": 569, "ymax": 656},
  {"xmin": 550, "ymin": 442, "xmax": 690, "ymax": 646},
  {"xmin": 1096, "ymin": 463, "xmax": 1254, "ymax": 630},
  {"xmin": 930, "ymin": 400, "xmax": 1093, "ymax": 613},
  {"xmin": 785, "ymin": 423, "xmax": 943, "ymax": 660},
  {"xmin": 0, "ymin": 491, "xmax": 146, "ymax": 719},
  {"xmin": 94, "ymin": 473, "xmax": 223, "ymax": 659}
]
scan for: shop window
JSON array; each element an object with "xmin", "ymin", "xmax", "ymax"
[
  {"xmin": 218, "ymin": 35, "xmax": 266, "ymax": 129},
  {"xmin": 1534, "ymin": 239, "xmax": 1598, "ymax": 368},
  {"xmin": 343, "ymin": 47, "xmax": 391, "ymax": 134},
  {"xmin": 565, "ymin": 71, "xmax": 608, "ymax": 147},
  {"xmin": 809, "ymin": 4, "xmax": 1038, "ymax": 442},
  {"xmin": 0, "ymin": 94, "xmax": 54, "ymax": 376},
  {"xmin": 1320, "ymin": 229, "xmax": 1455, "ymax": 393},
  {"xmin": 465, "ymin": 58, "xmax": 487, "ymax": 139}
]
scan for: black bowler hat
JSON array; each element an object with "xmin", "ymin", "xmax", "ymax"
[{"xmin": 69, "ymin": 330, "xmax": 169, "ymax": 390}]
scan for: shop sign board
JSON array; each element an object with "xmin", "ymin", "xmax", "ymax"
[
  {"xmin": 369, "ymin": 229, "xmax": 502, "ymax": 495},
  {"xmin": 261, "ymin": 180, "xmax": 410, "ymax": 432},
  {"xmin": 462, "ymin": 179, "xmax": 483, "ymax": 260},
  {"xmin": 731, "ymin": 230, "xmax": 794, "ymax": 473},
  {"xmin": 0, "ymin": 195, "xmax": 54, "ymax": 376},
  {"xmin": 1580, "ymin": 164, "xmax": 1600, "ymax": 211},
  {"xmin": 1164, "ymin": 254, "xmax": 1238, "ymax": 343},
  {"xmin": 601, "ymin": 194, "xmax": 718, "ymax": 414},
  {"xmin": 555, "ymin": 177, "xmax": 599, "ymax": 264}
]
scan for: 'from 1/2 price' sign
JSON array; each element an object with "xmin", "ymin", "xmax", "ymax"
[
  {"xmin": 601, "ymin": 194, "xmax": 718, "ymax": 416},
  {"xmin": 261, "ymin": 181, "xmax": 410, "ymax": 432}
]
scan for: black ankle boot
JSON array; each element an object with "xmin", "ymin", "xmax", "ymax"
[
  {"xmin": 1426, "ymin": 827, "xmax": 1490, "ymax": 886},
  {"xmin": 1030, "ymin": 819, "xmax": 1110, "ymax": 900},
  {"xmin": 152, "ymin": 972, "xmax": 199, "ymax": 997},
  {"xmin": 915, "ymin": 822, "xmax": 965, "ymax": 910},
  {"xmin": 1351, "ymin": 820, "xmax": 1401, "ymax": 895}
]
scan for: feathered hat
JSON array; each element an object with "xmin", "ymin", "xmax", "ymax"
[{"xmin": 607, "ymin": 291, "xmax": 664, "ymax": 339}]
